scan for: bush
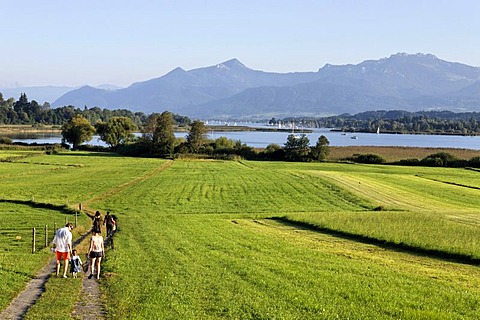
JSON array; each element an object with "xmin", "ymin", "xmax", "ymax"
[
  {"xmin": 349, "ymin": 153, "xmax": 386, "ymax": 164},
  {"xmin": 468, "ymin": 156, "xmax": 480, "ymax": 168},
  {"xmin": 116, "ymin": 142, "xmax": 151, "ymax": 156},
  {"xmin": 397, "ymin": 158, "xmax": 421, "ymax": 166},
  {"xmin": 76, "ymin": 144, "xmax": 110, "ymax": 152},
  {"xmin": 420, "ymin": 152, "xmax": 458, "ymax": 167}
]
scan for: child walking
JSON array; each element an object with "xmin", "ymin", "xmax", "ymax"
[{"xmin": 70, "ymin": 249, "xmax": 83, "ymax": 278}]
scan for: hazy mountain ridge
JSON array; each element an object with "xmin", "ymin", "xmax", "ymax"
[
  {"xmin": 1, "ymin": 86, "xmax": 77, "ymax": 104},
  {"xmin": 0, "ymin": 84, "xmax": 122, "ymax": 106},
  {"xmin": 51, "ymin": 53, "xmax": 480, "ymax": 118}
]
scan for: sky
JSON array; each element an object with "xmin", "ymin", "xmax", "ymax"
[{"xmin": 1, "ymin": 0, "xmax": 479, "ymax": 88}]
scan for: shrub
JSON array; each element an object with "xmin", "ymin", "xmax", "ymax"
[
  {"xmin": 397, "ymin": 158, "xmax": 421, "ymax": 166},
  {"xmin": 349, "ymin": 153, "xmax": 386, "ymax": 164},
  {"xmin": 468, "ymin": 156, "xmax": 480, "ymax": 168},
  {"xmin": 420, "ymin": 152, "xmax": 457, "ymax": 167},
  {"xmin": 116, "ymin": 142, "xmax": 151, "ymax": 156}
]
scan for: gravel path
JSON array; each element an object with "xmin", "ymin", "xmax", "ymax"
[{"xmin": 71, "ymin": 275, "xmax": 106, "ymax": 320}]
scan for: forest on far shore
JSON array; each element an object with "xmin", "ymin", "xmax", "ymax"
[
  {"xmin": 274, "ymin": 110, "xmax": 480, "ymax": 135},
  {"xmin": 3, "ymin": 92, "xmax": 480, "ymax": 136}
]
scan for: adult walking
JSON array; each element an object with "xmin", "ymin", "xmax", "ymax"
[
  {"xmin": 104, "ymin": 211, "xmax": 115, "ymax": 237},
  {"xmin": 52, "ymin": 223, "xmax": 74, "ymax": 278},
  {"xmin": 88, "ymin": 231, "xmax": 104, "ymax": 279},
  {"xmin": 92, "ymin": 211, "xmax": 102, "ymax": 234}
]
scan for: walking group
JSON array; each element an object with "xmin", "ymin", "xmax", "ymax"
[{"xmin": 51, "ymin": 211, "xmax": 117, "ymax": 279}]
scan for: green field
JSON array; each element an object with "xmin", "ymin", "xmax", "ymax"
[{"xmin": 1, "ymin": 151, "xmax": 479, "ymax": 319}]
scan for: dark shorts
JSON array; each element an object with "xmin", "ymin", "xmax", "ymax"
[{"xmin": 89, "ymin": 251, "xmax": 103, "ymax": 258}]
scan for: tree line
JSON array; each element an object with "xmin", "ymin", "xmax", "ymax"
[
  {"xmin": 61, "ymin": 112, "xmax": 331, "ymax": 162},
  {"xmin": 0, "ymin": 93, "xmax": 330, "ymax": 162},
  {"xmin": 273, "ymin": 110, "xmax": 480, "ymax": 135},
  {"xmin": 0, "ymin": 93, "xmax": 190, "ymax": 127}
]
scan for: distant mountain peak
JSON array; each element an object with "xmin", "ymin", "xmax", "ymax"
[
  {"xmin": 167, "ymin": 67, "xmax": 186, "ymax": 75},
  {"xmin": 216, "ymin": 58, "xmax": 247, "ymax": 70},
  {"xmin": 52, "ymin": 53, "xmax": 480, "ymax": 118},
  {"xmin": 389, "ymin": 52, "xmax": 438, "ymax": 60}
]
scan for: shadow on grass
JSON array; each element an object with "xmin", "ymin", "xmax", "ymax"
[
  {"xmin": 0, "ymin": 199, "xmax": 77, "ymax": 215},
  {"xmin": 57, "ymin": 151, "xmax": 119, "ymax": 157},
  {"xmin": 270, "ymin": 216, "xmax": 480, "ymax": 266}
]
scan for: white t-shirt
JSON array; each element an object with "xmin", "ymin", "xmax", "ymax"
[
  {"xmin": 53, "ymin": 227, "xmax": 72, "ymax": 252},
  {"xmin": 90, "ymin": 235, "xmax": 104, "ymax": 252}
]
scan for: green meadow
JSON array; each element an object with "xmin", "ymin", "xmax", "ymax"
[{"xmin": 1, "ymin": 151, "xmax": 479, "ymax": 319}]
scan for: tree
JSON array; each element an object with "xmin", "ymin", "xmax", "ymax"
[
  {"xmin": 61, "ymin": 115, "xmax": 95, "ymax": 149},
  {"xmin": 144, "ymin": 112, "xmax": 176, "ymax": 157},
  {"xmin": 284, "ymin": 134, "xmax": 310, "ymax": 161},
  {"xmin": 95, "ymin": 116, "xmax": 137, "ymax": 148},
  {"xmin": 186, "ymin": 120, "xmax": 208, "ymax": 153},
  {"xmin": 311, "ymin": 135, "xmax": 330, "ymax": 161},
  {"xmin": 214, "ymin": 136, "xmax": 235, "ymax": 151}
]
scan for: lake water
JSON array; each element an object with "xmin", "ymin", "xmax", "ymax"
[{"xmin": 6, "ymin": 128, "xmax": 480, "ymax": 150}]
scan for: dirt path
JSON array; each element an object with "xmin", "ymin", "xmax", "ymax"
[
  {"xmin": 70, "ymin": 236, "xmax": 115, "ymax": 320},
  {"xmin": 70, "ymin": 275, "xmax": 106, "ymax": 320}
]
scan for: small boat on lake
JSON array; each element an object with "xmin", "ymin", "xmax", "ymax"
[{"xmin": 351, "ymin": 135, "xmax": 358, "ymax": 139}]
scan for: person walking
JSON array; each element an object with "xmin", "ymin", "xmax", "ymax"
[
  {"xmin": 104, "ymin": 211, "xmax": 115, "ymax": 237},
  {"xmin": 52, "ymin": 223, "xmax": 74, "ymax": 278},
  {"xmin": 92, "ymin": 211, "xmax": 102, "ymax": 234},
  {"xmin": 70, "ymin": 249, "xmax": 83, "ymax": 278},
  {"xmin": 87, "ymin": 231, "xmax": 104, "ymax": 279}
]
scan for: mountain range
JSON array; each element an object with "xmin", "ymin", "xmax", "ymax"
[
  {"xmin": 8, "ymin": 53, "xmax": 480, "ymax": 119},
  {"xmin": 0, "ymin": 84, "xmax": 123, "ymax": 105}
]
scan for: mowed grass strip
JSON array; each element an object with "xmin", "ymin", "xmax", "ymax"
[
  {"xmin": 283, "ymin": 210, "xmax": 480, "ymax": 260},
  {"xmin": 101, "ymin": 216, "xmax": 480, "ymax": 319},
  {"xmin": 0, "ymin": 150, "xmax": 44, "ymax": 159},
  {"xmin": 94, "ymin": 160, "xmax": 373, "ymax": 215},
  {"xmin": 307, "ymin": 166, "xmax": 480, "ymax": 211}
]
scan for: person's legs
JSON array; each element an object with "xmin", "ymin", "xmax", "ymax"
[
  {"xmin": 96, "ymin": 257, "xmax": 102, "ymax": 279},
  {"xmin": 90, "ymin": 257, "xmax": 97, "ymax": 278},
  {"xmin": 56, "ymin": 259, "xmax": 61, "ymax": 276},
  {"xmin": 63, "ymin": 258, "xmax": 69, "ymax": 278},
  {"xmin": 55, "ymin": 251, "xmax": 66, "ymax": 276}
]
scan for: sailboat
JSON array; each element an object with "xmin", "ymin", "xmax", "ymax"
[
  {"xmin": 376, "ymin": 126, "xmax": 380, "ymax": 134},
  {"xmin": 291, "ymin": 122, "xmax": 301, "ymax": 139}
]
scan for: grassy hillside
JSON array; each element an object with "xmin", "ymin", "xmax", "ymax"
[{"xmin": 0, "ymin": 151, "xmax": 479, "ymax": 319}]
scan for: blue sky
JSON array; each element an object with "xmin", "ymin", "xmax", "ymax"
[{"xmin": 1, "ymin": 0, "xmax": 479, "ymax": 87}]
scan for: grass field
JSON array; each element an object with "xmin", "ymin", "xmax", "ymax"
[{"xmin": 0, "ymin": 150, "xmax": 479, "ymax": 319}]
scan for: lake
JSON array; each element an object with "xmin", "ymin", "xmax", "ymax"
[{"xmin": 6, "ymin": 128, "xmax": 480, "ymax": 150}]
